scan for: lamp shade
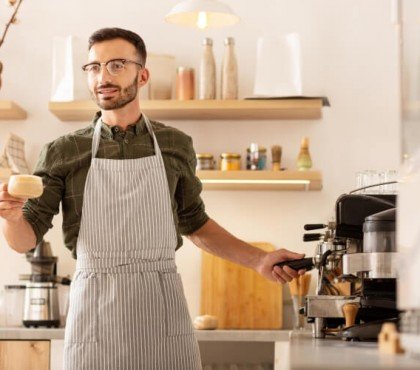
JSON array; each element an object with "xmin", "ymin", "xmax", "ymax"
[{"xmin": 165, "ymin": 0, "xmax": 239, "ymax": 29}]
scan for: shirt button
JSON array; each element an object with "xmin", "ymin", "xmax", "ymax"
[{"xmin": 114, "ymin": 127, "xmax": 119, "ymax": 132}]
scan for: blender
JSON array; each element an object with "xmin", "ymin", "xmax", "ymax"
[{"xmin": 20, "ymin": 240, "xmax": 71, "ymax": 328}]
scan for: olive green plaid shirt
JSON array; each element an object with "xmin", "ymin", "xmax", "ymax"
[{"xmin": 22, "ymin": 112, "xmax": 209, "ymax": 259}]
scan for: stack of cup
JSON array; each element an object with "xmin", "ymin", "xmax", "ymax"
[{"xmin": 355, "ymin": 170, "xmax": 398, "ymax": 194}]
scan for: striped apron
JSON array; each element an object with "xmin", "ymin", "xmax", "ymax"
[{"xmin": 63, "ymin": 115, "xmax": 202, "ymax": 370}]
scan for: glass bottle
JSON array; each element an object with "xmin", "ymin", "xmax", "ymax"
[
  {"xmin": 221, "ymin": 37, "xmax": 238, "ymax": 100},
  {"xmin": 199, "ymin": 38, "xmax": 216, "ymax": 100}
]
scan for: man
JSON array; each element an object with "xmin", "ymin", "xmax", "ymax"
[{"xmin": 0, "ymin": 28, "xmax": 305, "ymax": 369}]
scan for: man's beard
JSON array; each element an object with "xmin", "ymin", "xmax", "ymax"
[{"xmin": 92, "ymin": 75, "xmax": 138, "ymax": 110}]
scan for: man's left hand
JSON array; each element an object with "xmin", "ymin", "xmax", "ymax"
[{"xmin": 255, "ymin": 248, "xmax": 306, "ymax": 284}]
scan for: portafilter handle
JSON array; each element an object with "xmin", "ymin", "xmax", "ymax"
[
  {"xmin": 304, "ymin": 224, "xmax": 327, "ymax": 231},
  {"xmin": 274, "ymin": 257, "xmax": 315, "ymax": 271}
]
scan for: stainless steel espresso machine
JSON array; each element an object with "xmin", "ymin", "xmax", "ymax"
[
  {"xmin": 277, "ymin": 192, "xmax": 399, "ymax": 340},
  {"xmin": 19, "ymin": 240, "xmax": 71, "ymax": 328}
]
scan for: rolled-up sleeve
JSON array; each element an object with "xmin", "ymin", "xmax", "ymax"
[
  {"xmin": 175, "ymin": 138, "xmax": 209, "ymax": 235},
  {"xmin": 22, "ymin": 142, "xmax": 64, "ymax": 244}
]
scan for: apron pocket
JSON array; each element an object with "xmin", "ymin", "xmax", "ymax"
[
  {"xmin": 65, "ymin": 272, "xmax": 98, "ymax": 344},
  {"xmin": 159, "ymin": 272, "xmax": 194, "ymax": 337}
]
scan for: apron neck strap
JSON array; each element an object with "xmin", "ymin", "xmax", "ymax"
[
  {"xmin": 92, "ymin": 117, "xmax": 102, "ymax": 158},
  {"xmin": 91, "ymin": 114, "xmax": 161, "ymax": 159},
  {"xmin": 143, "ymin": 114, "xmax": 162, "ymax": 157}
]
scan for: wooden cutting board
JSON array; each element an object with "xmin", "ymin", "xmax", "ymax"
[{"xmin": 200, "ymin": 242, "xmax": 282, "ymax": 329}]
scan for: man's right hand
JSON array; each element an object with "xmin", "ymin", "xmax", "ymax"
[
  {"xmin": 0, "ymin": 182, "xmax": 36, "ymax": 253},
  {"xmin": 0, "ymin": 182, "xmax": 27, "ymax": 223}
]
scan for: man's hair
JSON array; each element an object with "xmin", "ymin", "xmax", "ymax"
[{"xmin": 88, "ymin": 27, "xmax": 147, "ymax": 66}]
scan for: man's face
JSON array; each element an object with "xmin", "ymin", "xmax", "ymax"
[{"xmin": 86, "ymin": 38, "xmax": 148, "ymax": 110}]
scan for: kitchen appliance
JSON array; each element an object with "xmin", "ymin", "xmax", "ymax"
[
  {"xmin": 277, "ymin": 191, "xmax": 399, "ymax": 340},
  {"xmin": 20, "ymin": 240, "xmax": 70, "ymax": 328}
]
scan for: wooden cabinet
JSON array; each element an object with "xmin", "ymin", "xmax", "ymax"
[{"xmin": 0, "ymin": 340, "xmax": 50, "ymax": 370}]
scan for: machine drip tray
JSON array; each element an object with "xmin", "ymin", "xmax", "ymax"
[{"xmin": 339, "ymin": 318, "xmax": 399, "ymax": 341}]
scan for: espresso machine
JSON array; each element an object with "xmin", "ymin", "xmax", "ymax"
[
  {"xmin": 278, "ymin": 191, "xmax": 399, "ymax": 340},
  {"xmin": 19, "ymin": 240, "xmax": 71, "ymax": 328}
]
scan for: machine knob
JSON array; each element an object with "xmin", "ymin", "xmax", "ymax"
[{"xmin": 303, "ymin": 233, "xmax": 323, "ymax": 242}]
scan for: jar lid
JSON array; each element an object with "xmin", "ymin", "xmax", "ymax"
[
  {"xmin": 220, "ymin": 152, "xmax": 241, "ymax": 159},
  {"xmin": 196, "ymin": 153, "xmax": 214, "ymax": 159}
]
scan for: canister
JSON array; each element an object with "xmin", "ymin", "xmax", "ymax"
[
  {"xmin": 220, "ymin": 153, "xmax": 241, "ymax": 171},
  {"xmin": 196, "ymin": 153, "xmax": 215, "ymax": 170},
  {"xmin": 176, "ymin": 67, "xmax": 195, "ymax": 100}
]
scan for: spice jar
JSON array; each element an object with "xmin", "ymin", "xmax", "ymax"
[
  {"xmin": 246, "ymin": 144, "xmax": 267, "ymax": 170},
  {"xmin": 220, "ymin": 153, "xmax": 241, "ymax": 171},
  {"xmin": 176, "ymin": 67, "xmax": 195, "ymax": 100},
  {"xmin": 196, "ymin": 153, "xmax": 215, "ymax": 170}
]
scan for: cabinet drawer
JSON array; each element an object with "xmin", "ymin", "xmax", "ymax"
[{"xmin": 0, "ymin": 340, "xmax": 50, "ymax": 370}]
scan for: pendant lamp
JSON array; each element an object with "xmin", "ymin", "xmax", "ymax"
[{"xmin": 165, "ymin": 0, "xmax": 239, "ymax": 29}]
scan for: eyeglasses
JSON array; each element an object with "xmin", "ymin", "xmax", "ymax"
[{"xmin": 81, "ymin": 58, "xmax": 143, "ymax": 76}]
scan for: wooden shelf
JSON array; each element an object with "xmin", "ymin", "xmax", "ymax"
[
  {"xmin": 0, "ymin": 100, "xmax": 27, "ymax": 120},
  {"xmin": 48, "ymin": 98, "xmax": 325, "ymax": 121},
  {"xmin": 197, "ymin": 170, "xmax": 322, "ymax": 191}
]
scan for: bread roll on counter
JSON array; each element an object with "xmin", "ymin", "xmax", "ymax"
[{"xmin": 193, "ymin": 314, "xmax": 218, "ymax": 330}]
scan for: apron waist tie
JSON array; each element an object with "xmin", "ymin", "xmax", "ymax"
[{"xmin": 75, "ymin": 254, "xmax": 177, "ymax": 274}]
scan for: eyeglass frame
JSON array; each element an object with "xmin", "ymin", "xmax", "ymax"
[{"xmin": 81, "ymin": 58, "xmax": 143, "ymax": 76}]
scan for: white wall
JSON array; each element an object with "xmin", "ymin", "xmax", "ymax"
[{"xmin": 0, "ymin": 0, "xmax": 400, "ymax": 323}]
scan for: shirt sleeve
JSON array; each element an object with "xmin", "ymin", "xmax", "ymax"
[
  {"xmin": 22, "ymin": 141, "xmax": 65, "ymax": 244},
  {"xmin": 175, "ymin": 136, "xmax": 209, "ymax": 235}
]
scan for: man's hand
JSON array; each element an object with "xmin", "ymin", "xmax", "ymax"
[
  {"xmin": 255, "ymin": 248, "xmax": 306, "ymax": 284},
  {"xmin": 1, "ymin": 182, "xmax": 36, "ymax": 252},
  {"xmin": 0, "ymin": 183, "xmax": 27, "ymax": 223}
]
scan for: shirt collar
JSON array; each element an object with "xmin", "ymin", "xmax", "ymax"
[{"xmin": 91, "ymin": 111, "xmax": 146, "ymax": 138}]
